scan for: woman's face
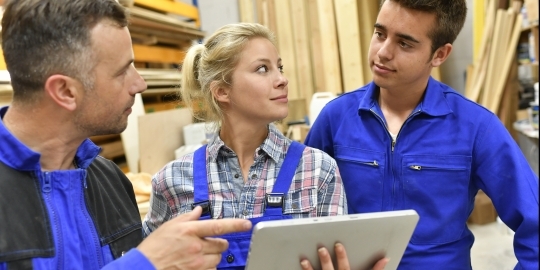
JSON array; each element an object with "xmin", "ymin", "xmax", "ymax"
[{"xmin": 220, "ymin": 37, "xmax": 289, "ymax": 125}]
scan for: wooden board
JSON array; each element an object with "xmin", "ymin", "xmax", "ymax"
[
  {"xmin": 138, "ymin": 108, "xmax": 192, "ymax": 175},
  {"xmin": 238, "ymin": 0, "xmax": 256, "ymax": 23},
  {"xmin": 489, "ymin": 13, "xmax": 523, "ymax": 113},
  {"xmin": 307, "ymin": 0, "xmax": 326, "ymax": 93},
  {"xmin": 256, "ymin": 0, "xmax": 278, "ymax": 37},
  {"xmin": 128, "ymin": 6, "xmax": 204, "ymax": 39},
  {"xmin": 316, "ymin": 0, "xmax": 342, "ymax": 95},
  {"xmin": 274, "ymin": 0, "xmax": 299, "ymax": 99},
  {"xmin": 334, "ymin": 0, "xmax": 364, "ymax": 92},
  {"xmin": 466, "ymin": 0, "xmax": 496, "ymax": 101},
  {"xmin": 0, "ymin": 48, "xmax": 6, "ymax": 70},
  {"xmin": 358, "ymin": 0, "xmax": 379, "ymax": 84},
  {"xmin": 480, "ymin": 9, "xmax": 506, "ymax": 107},
  {"xmin": 133, "ymin": 44, "xmax": 186, "ymax": 64},
  {"xmin": 290, "ymin": 0, "xmax": 314, "ymax": 104},
  {"xmin": 133, "ymin": 0, "xmax": 200, "ymax": 27}
]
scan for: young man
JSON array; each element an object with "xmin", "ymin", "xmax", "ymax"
[
  {"xmin": 305, "ymin": 0, "xmax": 539, "ymax": 269},
  {"xmin": 0, "ymin": 0, "xmax": 252, "ymax": 269}
]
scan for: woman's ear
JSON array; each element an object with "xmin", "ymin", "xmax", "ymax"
[
  {"xmin": 211, "ymin": 81, "xmax": 230, "ymax": 104},
  {"xmin": 43, "ymin": 75, "xmax": 83, "ymax": 111},
  {"xmin": 430, "ymin": 43, "xmax": 452, "ymax": 67}
]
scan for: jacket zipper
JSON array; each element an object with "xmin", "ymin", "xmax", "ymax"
[
  {"xmin": 370, "ymin": 108, "xmax": 422, "ymax": 209},
  {"xmin": 360, "ymin": 160, "xmax": 379, "ymax": 167},
  {"xmin": 79, "ymin": 170, "xmax": 104, "ymax": 268},
  {"xmin": 42, "ymin": 172, "xmax": 64, "ymax": 270},
  {"xmin": 409, "ymin": 165, "xmax": 466, "ymax": 171}
]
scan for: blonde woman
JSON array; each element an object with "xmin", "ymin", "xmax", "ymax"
[{"xmin": 143, "ymin": 23, "xmax": 386, "ymax": 270}]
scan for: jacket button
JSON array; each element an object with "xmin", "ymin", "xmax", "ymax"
[
  {"xmin": 234, "ymin": 174, "xmax": 239, "ymax": 178},
  {"xmin": 226, "ymin": 254, "xmax": 235, "ymax": 263}
]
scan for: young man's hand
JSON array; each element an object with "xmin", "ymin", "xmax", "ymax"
[{"xmin": 300, "ymin": 243, "xmax": 389, "ymax": 270}]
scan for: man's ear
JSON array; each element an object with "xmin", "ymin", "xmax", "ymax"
[
  {"xmin": 430, "ymin": 43, "xmax": 452, "ymax": 67},
  {"xmin": 210, "ymin": 81, "xmax": 230, "ymax": 104},
  {"xmin": 44, "ymin": 75, "xmax": 82, "ymax": 111}
]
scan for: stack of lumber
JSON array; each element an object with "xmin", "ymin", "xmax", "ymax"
[
  {"xmin": 119, "ymin": 0, "xmax": 205, "ymax": 67},
  {"xmin": 464, "ymin": 0, "xmax": 524, "ymax": 137},
  {"xmin": 238, "ymin": 0, "xmax": 442, "ymax": 121}
]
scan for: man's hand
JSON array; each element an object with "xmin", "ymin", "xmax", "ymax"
[
  {"xmin": 300, "ymin": 243, "xmax": 389, "ymax": 270},
  {"xmin": 137, "ymin": 206, "xmax": 252, "ymax": 270}
]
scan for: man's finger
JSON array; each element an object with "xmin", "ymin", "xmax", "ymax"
[
  {"xmin": 192, "ymin": 218, "xmax": 252, "ymax": 237},
  {"xmin": 202, "ymin": 237, "xmax": 230, "ymax": 254},
  {"xmin": 171, "ymin": 206, "xmax": 203, "ymax": 222}
]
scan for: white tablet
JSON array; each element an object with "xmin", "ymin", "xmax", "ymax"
[{"xmin": 245, "ymin": 209, "xmax": 419, "ymax": 270}]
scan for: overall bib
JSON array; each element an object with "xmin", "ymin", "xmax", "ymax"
[{"xmin": 192, "ymin": 141, "xmax": 305, "ymax": 269}]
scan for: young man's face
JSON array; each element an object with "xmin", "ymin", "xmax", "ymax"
[
  {"xmin": 368, "ymin": 0, "xmax": 438, "ymax": 93},
  {"xmin": 75, "ymin": 20, "xmax": 147, "ymax": 136}
]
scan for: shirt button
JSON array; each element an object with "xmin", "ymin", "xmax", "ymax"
[
  {"xmin": 292, "ymin": 203, "xmax": 299, "ymax": 209},
  {"xmin": 234, "ymin": 174, "xmax": 239, "ymax": 178},
  {"xmin": 226, "ymin": 254, "xmax": 235, "ymax": 263},
  {"xmin": 251, "ymin": 174, "xmax": 257, "ymax": 179},
  {"xmin": 243, "ymin": 210, "xmax": 248, "ymax": 216}
]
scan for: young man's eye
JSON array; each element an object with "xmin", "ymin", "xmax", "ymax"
[
  {"xmin": 399, "ymin": 41, "xmax": 411, "ymax": 48},
  {"xmin": 256, "ymin": 65, "xmax": 268, "ymax": 73},
  {"xmin": 375, "ymin": 31, "xmax": 384, "ymax": 38}
]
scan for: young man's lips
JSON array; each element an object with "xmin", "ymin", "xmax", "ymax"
[{"xmin": 375, "ymin": 64, "xmax": 394, "ymax": 71}]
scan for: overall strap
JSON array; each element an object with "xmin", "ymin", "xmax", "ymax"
[
  {"xmin": 265, "ymin": 141, "xmax": 306, "ymax": 216},
  {"xmin": 272, "ymin": 141, "xmax": 306, "ymax": 193},
  {"xmin": 192, "ymin": 145, "xmax": 212, "ymax": 217}
]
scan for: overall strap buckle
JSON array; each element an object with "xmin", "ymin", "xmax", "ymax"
[
  {"xmin": 265, "ymin": 193, "xmax": 285, "ymax": 208},
  {"xmin": 191, "ymin": 200, "xmax": 212, "ymax": 216}
]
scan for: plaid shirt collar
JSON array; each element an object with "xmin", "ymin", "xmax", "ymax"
[{"xmin": 206, "ymin": 123, "xmax": 288, "ymax": 163}]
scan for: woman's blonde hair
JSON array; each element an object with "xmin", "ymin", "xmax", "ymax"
[{"xmin": 180, "ymin": 23, "xmax": 276, "ymax": 128}]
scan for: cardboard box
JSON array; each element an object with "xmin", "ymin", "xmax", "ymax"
[{"xmin": 468, "ymin": 190, "xmax": 498, "ymax": 225}]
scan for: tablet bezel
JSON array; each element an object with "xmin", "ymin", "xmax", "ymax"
[{"xmin": 245, "ymin": 209, "xmax": 419, "ymax": 270}]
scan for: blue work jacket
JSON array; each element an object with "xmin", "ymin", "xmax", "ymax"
[
  {"xmin": 0, "ymin": 106, "xmax": 154, "ymax": 270},
  {"xmin": 304, "ymin": 77, "xmax": 539, "ymax": 270}
]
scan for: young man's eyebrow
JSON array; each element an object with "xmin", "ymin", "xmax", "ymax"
[{"xmin": 374, "ymin": 23, "xmax": 420, "ymax": 43}]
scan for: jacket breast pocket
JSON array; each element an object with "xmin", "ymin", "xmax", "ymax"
[
  {"xmin": 334, "ymin": 146, "xmax": 385, "ymax": 213},
  {"xmin": 283, "ymin": 186, "xmax": 317, "ymax": 217},
  {"xmin": 402, "ymin": 155, "xmax": 472, "ymax": 244}
]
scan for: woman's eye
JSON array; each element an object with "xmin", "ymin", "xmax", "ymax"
[
  {"xmin": 257, "ymin": 65, "xmax": 268, "ymax": 73},
  {"xmin": 278, "ymin": 65, "xmax": 284, "ymax": 73}
]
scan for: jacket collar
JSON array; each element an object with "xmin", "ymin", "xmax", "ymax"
[
  {"xmin": 0, "ymin": 106, "xmax": 101, "ymax": 171},
  {"xmin": 358, "ymin": 76, "xmax": 453, "ymax": 117}
]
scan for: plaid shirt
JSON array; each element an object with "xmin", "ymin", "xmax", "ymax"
[{"xmin": 143, "ymin": 124, "xmax": 346, "ymax": 236}]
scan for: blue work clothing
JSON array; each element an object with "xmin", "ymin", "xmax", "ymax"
[
  {"xmin": 192, "ymin": 141, "xmax": 305, "ymax": 269},
  {"xmin": 304, "ymin": 77, "xmax": 539, "ymax": 269},
  {"xmin": 0, "ymin": 106, "xmax": 154, "ymax": 270}
]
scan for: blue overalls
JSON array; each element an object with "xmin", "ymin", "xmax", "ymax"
[{"xmin": 192, "ymin": 141, "xmax": 306, "ymax": 269}]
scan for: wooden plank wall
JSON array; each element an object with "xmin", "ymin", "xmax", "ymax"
[{"xmin": 243, "ymin": 0, "xmax": 380, "ymax": 109}]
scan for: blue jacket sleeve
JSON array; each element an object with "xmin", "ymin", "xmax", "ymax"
[
  {"xmin": 473, "ymin": 115, "xmax": 539, "ymax": 269},
  {"xmin": 101, "ymin": 248, "xmax": 156, "ymax": 270}
]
